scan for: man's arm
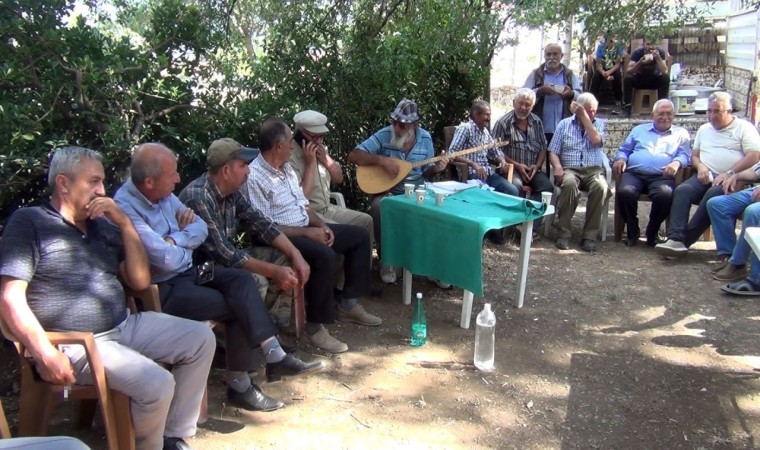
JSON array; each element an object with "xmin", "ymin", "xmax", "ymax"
[
  {"xmin": 570, "ymin": 102, "xmax": 602, "ymax": 146},
  {"xmin": 613, "ymin": 130, "xmax": 636, "ymax": 174},
  {"xmin": 0, "ymin": 278, "xmax": 76, "ymax": 385},
  {"xmin": 293, "ymin": 140, "xmax": 318, "ymax": 197},
  {"xmin": 279, "ymin": 208, "xmax": 333, "ymax": 245},
  {"xmin": 348, "ymin": 148, "xmax": 399, "ymax": 178},
  {"xmin": 317, "ymin": 148, "xmax": 344, "ymax": 186}
]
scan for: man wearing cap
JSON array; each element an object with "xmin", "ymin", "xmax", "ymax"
[
  {"xmin": 246, "ymin": 118, "xmax": 381, "ymax": 354},
  {"xmin": 347, "ymin": 98, "xmax": 449, "ymax": 284},
  {"xmin": 116, "ymin": 143, "xmax": 324, "ymax": 414},
  {"xmin": 290, "ymin": 110, "xmax": 374, "ymax": 243}
]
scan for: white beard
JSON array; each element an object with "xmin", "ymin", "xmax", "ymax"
[{"xmin": 390, "ymin": 127, "xmax": 414, "ymax": 149}]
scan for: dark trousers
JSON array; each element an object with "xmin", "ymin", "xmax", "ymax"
[
  {"xmin": 290, "ymin": 223, "xmax": 371, "ymax": 323},
  {"xmin": 623, "ymin": 73, "xmax": 670, "ymax": 105},
  {"xmin": 544, "ymin": 133, "xmax": 554, "ymax": 174},
  {"xmin": 590, "ymin": 70, "xmax": 623, "ymax": 103},
  {"xmin": 157, "ymin": 266, "xmax": 277, "ymax": 372},
  {"xmin": 511, "ymin": 170, "xmax": 554, "ymax": 229},
  {"xmin": 666, "ymin": 174, "xmax": 724, "ymax": 246},
  {"xmin": 616, "ymin": 172, "xmax": 675, "ymax": 240}
]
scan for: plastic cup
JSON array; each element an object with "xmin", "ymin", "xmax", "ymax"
[
  {"xmin": 435, "ymin": 192, "xmax": 446, "ymax": 206},
  {"xmin": 404, "ymin": 183, "xmax": 415, "ymax": 198},
  {"xmin": 415, "ymin": 189, "xmax": 426, "ymax": 205},
  {"xmin": 541, "ymin": 191, "xmax": 553, "ymax": 205}
]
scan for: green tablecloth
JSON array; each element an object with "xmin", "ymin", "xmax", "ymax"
[{"xmin": 380, "ymin": 188, "xmax": 546, "ymax": 296}]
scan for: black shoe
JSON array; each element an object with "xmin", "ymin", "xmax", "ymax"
[
  {"xmin": 266, "ymin": 353, "xmax": 325, "ymax": 383},
  {"xmin": 555, "ymin": 238, "xmax": 570, "ymax": 250},
  {"xmin": 277, "ymin": 334, "xmax": 298, "ymax": 353},
  {"xmin": 580, "ymin": 239, "xmax": 598, "ymax": 252},
  {"xmin": 486, "ymin": 229, "xmax": 506, "ymax": 245},
  {"xmin": 624, "ymin": 237, "xmax": 638, "ymax": 247},
  {"xmin": 369, "ymin": 285, "xmax": 383, "ymax": 297},
  {"xmin": 226, "ymin": 384, "xmax": 284, "ymax": 412},
  {"xmin": 164, "ymin": 437, "xmax": 192, "ymax": 450}
]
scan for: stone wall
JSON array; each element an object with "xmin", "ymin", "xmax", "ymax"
[
  {"xmin": 725, "ymin": 66, "xmax": 753, "ymax": 115},
  {"xmin": 603, "ymin": 116, "xmax": 705, "ymax": 160}
]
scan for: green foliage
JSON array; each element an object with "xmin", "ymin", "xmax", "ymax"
[{"xmin": 0, "ymin": 0, "xmax": 509, "ymax": 219}]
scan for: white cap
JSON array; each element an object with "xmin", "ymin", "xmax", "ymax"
[
  {"xmin": 293, "ymin": 110, "xmax": 329, "ymax": 134},
  {"xmin": 416, "ymin": 292, "xmax": 422, "ymax": 299}
]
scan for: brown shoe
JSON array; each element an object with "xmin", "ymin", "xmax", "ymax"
[
  {"xmin": 713, "ymin": 263, "xmax": 747, "ymax": 282},
  {"xmin": 337, "ymin": 304, "xmax": 382, "ymax": 326},
  {"xmin": 711, "ymin": 257, "xmax": 730, "ymax": 274}
]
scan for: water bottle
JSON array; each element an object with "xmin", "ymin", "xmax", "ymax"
[
  {"xmin": 411, "ymin": 292, "xmax": 427, "ymax": 346},
  {"xmin": 474, "ymin": 303, "xmax": 496, "ymax": 371}
]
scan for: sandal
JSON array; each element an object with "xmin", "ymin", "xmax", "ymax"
[{"xmin": 721, "ymin": 279, "xmax": 760, "ymax": 296}]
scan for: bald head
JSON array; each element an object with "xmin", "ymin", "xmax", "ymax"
[{"xmin": 131, "ymin": 143, "xmax": 176, "ymax": 187}]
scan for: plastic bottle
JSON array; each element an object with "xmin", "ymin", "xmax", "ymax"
[
  {"xmin": 474, "ymin": 303, "xmax": 496, "ymax": 371},
  {"xmin": 411, "ymin": 292, "xmax": 427, "ymax": 346}
]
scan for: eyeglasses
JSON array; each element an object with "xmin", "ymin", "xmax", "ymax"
[
  {"xmin": 706, "ymin": 109, "xmax": 729, "ymax": 114},
  {"xmin": 303, "ymin": 130, "xmax": 324, "ymax": 141}
]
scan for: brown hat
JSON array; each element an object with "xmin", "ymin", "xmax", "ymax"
[{"xmin": 206, "ymin": 138, "xmax": 259, "ymax": 168}]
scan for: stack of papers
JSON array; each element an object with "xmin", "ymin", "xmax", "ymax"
[{"xmin": 429, "ymin": 180, "xmax": 488, "ymax": 194}]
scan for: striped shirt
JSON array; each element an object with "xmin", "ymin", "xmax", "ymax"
[
  {"xmin": 549, "ymin": 115, "xmax": 607, "ymax": 168},
  {"xmin": 492, "ymin": 111, "xmax": 547, "ymax": 166},
  {"xmin": 178, "ymin": 172, "xmax": 281, "ymax": 269},
  {"xmin": 448, "ymin": 119, "xmax": 500, "ymax": 177},
  {"xmin": 246, "ymin": 156, "xmax": 310, "ymax": 227}
]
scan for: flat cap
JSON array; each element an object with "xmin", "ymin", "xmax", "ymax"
[{"xmin": 293, "ymin": 110, "xmax": 329, "ymax": 134}]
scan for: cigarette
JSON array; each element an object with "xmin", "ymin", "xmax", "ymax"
[{"xmin": 63, "ymin": 384, "xmax": 71, "ymax": 400}]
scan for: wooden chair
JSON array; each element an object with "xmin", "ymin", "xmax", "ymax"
[
  {"xmin": 0, "ymin": 397, "xmax": 90, "ymax": 448},
  {"xmin": 613, "ymin": 167, "xmax": 686, "ymax": 241},
  {"xmin": 0, "ymin": 314, "xmax": 134, "ymax": 450}
]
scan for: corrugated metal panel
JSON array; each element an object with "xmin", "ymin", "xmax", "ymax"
[{"xmin": 726, "ymin": 9, "xmax": 759, "ymax": 70}]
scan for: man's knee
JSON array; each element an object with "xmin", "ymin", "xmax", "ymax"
[
  {"xmin": 744, "ymin": 203, "xmax": 760, "ymax": 225},
  {"xmin": 617, "ymin": 184, "xmax": 640, "ymax": 202}
]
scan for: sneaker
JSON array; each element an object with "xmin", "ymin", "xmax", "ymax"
[
  {"xmin": 380, "ymin": 265, "xmax": 397, "ymax": 284},
  {"xmin": 265, "ymin": 353, "xmax": 325, "ymax": 382},
  {"xmin": 306, "ymin": 326, "xmax": 348, "ymax": 353},
  {"xmin": 712, "ymin": 263, "xmax": 747, "ymax": 282},
  {"xmin": 337, "ymin": 304, "xmax": 382, "ymax": 326},
  {"xmin": 654, "ymin": 239, "xmax": 688, "ymax": 258},
  {"xmin": 427, "ymin": 277, "xmax": 452, "ymax": 289}
]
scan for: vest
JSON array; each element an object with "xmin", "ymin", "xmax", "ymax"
[{"xmin": 529, "ymin": 63, "xmax": 575, "ymax": 121}]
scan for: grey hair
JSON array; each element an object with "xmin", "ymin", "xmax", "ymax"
[
  {"xmin": 576, "ymin": 92, "xmax": 599, "ymax": 109},
  {"xmin": 48, "ymin": 146, "xmax": 103, "ymax": 189},
  {"xmin": 130, "ymin": 143, "xmax": 176, "ymax": 186},
  {"xmin": 709, "ymin": 92, "xmax": 732, "ymax": 109},
  {"xmin": 471, "ymin": 100, "xmax": 490, "ymax": 115},
  {"xmin": 513, "ymin": 88, "xmax": 536, "ymax": 105},
  {"xmin": 652, "ymin": 99, "xmax": 674, "ymax": 112}
]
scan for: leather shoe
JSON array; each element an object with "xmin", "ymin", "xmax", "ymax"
[
  {"xmin": 266, "ymin": 354, "xmax": 325, "ymax": 383},
  {"xmin": 226, "ymin": 384, "xmax": 284, "ymax": 412},
  {"xmin": 580, "ymin": 239, "xmax": 597, "ymax": 252},
  {"xmin": 624, "ymin": 237, "xmax": 638, "ymax": 247},
  {"xmin": 163, "ymin": 437, "xmax": 192, "ymax": 450}
]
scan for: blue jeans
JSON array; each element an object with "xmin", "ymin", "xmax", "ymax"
[
  {"xmin": 485, "ymin": 172, "xmax": 520, "ymax": 196},
  {"xmin": 666, "ymin": 174, "xmax": 724, "ymax": 246},
  {"xmin": 706, "ymin": 188, "xmax": 755, "ymax": 259}
]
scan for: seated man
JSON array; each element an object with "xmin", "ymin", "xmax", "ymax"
[
  {"xmin": 707, "ymin": 164, "xmax": 760, "ymax": 283},
  {"xmin": 246, "ymin": 118, "xmax": 381, "ymax": 354},
  {"xmin": 655, "ymin": 92, "xmax": 760, "ymax": 258},
  {"xmin": 589, "ymin": 35, "xmax": 624, "ymax": 109},
  {"xmin": 347, "ymin": 98, "xmax": 448, "ymax": 283},
  {"xmin": 115, "ymin": 143, "xmax": 323, "ymax": 413},
  {"xmin": 492, "ymin": 88, "xmax": 555, "ymax": 237},
  {"xmin": 0, "ymin": 146, "xmax": 215, "ymax": 450},
  {"xmin": 613, "ymin": 99, "xmax": 691, "ymax": 247},
  {"xmin": 548, "ymin": 92, "xmax": 608, "ymax": 252},
  {"xmin": 623, "ymin": 36, "xmax": 670, "ymax": 115},
  {"xmin": 449, "ymin": 99, "xmax": 519, "ymax": 244}
]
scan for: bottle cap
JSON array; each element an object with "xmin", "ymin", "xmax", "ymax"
[
  {"xmin": 416, "ymin": 292, "xmax": 422, "ymax": 299},
  {"xmin": 485, "ymin": 303, "xmax": 491, "ymax": 311}
]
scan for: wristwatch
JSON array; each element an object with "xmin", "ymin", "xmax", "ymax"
[{"xmin": 727, "ymin": 169, "xmax": 736, "ymax": 177}]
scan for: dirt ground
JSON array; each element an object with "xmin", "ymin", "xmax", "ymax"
[{"xmin": 3, "ymin": 200, "xmax": 760, "ymax": 449}]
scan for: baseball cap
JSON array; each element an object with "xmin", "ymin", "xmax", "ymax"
[{"xmin": 206, "ymin": 138, "xmax": 259, "ymax": 168}]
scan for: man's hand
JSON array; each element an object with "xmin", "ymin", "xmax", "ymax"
[
  {"xmin": 515, "ymin": 163, "xmax": 530, "ymax": 181},
  {"xmin": 752, "ymin": 186, "xmax": 760, "ymax": 202},
  {"xmin": 272, "ymin": 266, "xmax": 299, "ymax": 291},
  {"xmin": 570, "ymin": 101, "xmax": 587, "ymax": 119},
  {"xmin": 714, "ymin": 171, "xmax": 731, "ymax": 187},
  {"xmin": 176, "ymin": 208, "xmax": 196, "ymax": 230},
  {"xmin": 723, "ymin": 173, "xmax": 739, "ymax": 194},
  {"xmin": 537, "ymin": 85, "xmax": 556, "ymax": 96},
  {"xmin": 380, "ymin": 157, "xmax": 400, "ymax": 178},
  {"xmin": 472, "ymin": 163, "xmax": 488, "ymax": 180},
  {"xmin": 526, "ymin": 164, "xmax": 539, "ymax": 181},
  {"xmin": 553, "ymin": 166, "xmax": 564, "ymax": 185},
  {"xmin": 697, "ymin": 166, "xmax": 712, "ymax": 185},
  {"xmin": 304, "ymin": 226, "xmax": 334, "ymax": 246},
  {"xmin": 86, "ymin": 197, "xmax": 129, "ymax": 227},
  {"xmin": 612, "ymin": 159, "xmax": 626, "ymax": 176},
  {"xmin": 303, "ymin": 140, "xmax": 318, "ymax": 165},
  {"xmin": 315, "ymin": 145, "xmax": 329, "ymax": 166},
  {"xmin": 289, "ymin": 254, "xmax": 310, "ymax": 288},
  {"xmin": 36, "ymin": 347, "xmax": 76, "ymax": 386},
  {"xmin": 661, "ymin": 161, "xmax": 680, "ymax": 179},
  {"xmin": 432, "ymin": 151, "xmax": 449, "ymax": 173}
]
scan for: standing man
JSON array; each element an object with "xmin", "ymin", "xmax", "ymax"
[
  {"xmin": 524, "ymin": 43, "xmax": 582, "ymax": 149},
  {"xmin": 246, "ymin": 118, "xmax": 381, "ymax": 354},
  {"xmin": 623, "ymin": 36, "xmax": 670, "ymax": 116},
  {"xmin": 0, "ymin": 146, "xmax": 215, "ymax": 450},
  {"xmin": 548, "ymin": 93, "xmax": 609, "ymax": 252},
  {"xmin": 116, "ymin": 143, "xmax": 324, "ymax": 413},
  {"xmin": 448, "ymin": 99, "xmax": 518, "ymax": 244},
  {"xmin": 492, "ymin": 88, "xmax": 555, "ymax": 237},
  {"xmin": 613, "ymin": 99, "xmax": 691, "ymax": 247},
  {"xmin": 347, "ymin": 98, "xmax": 448, "ymax": 284},
  {"xmin": 655, "ymin": 92, "xmax": 760, "ymax": 258}
]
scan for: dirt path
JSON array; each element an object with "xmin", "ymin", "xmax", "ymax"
[{"xmin": 2, "ymin": 202, "xmax": 760, "ymax": 449}]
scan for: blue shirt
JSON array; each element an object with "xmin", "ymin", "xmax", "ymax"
[
  {"xmin": 524, "ymin": 67, "xmax": 581, "ymax": 133},
  {"xmin": 115, "ymin": 178, "xmax": 209, "ymax": 283},
  {"xmin": 356, "ymin": 125, "xmax": 435, "ymax": 194},
  {"xmin": 615, "ymin": 123, "xmax": 692, "ymax": 175},
  {"xmin": 549, "ymin": 115, "xmax": 607, "ymax": 168}
]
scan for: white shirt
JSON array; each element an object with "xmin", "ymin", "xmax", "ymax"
[
  {"xmin": 246, "ymin": 156, "xmax": 310, "ymax": 227},
  {"xmin": 696, "ymin": 118, "xmax": 760, "ymax": 174}
]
